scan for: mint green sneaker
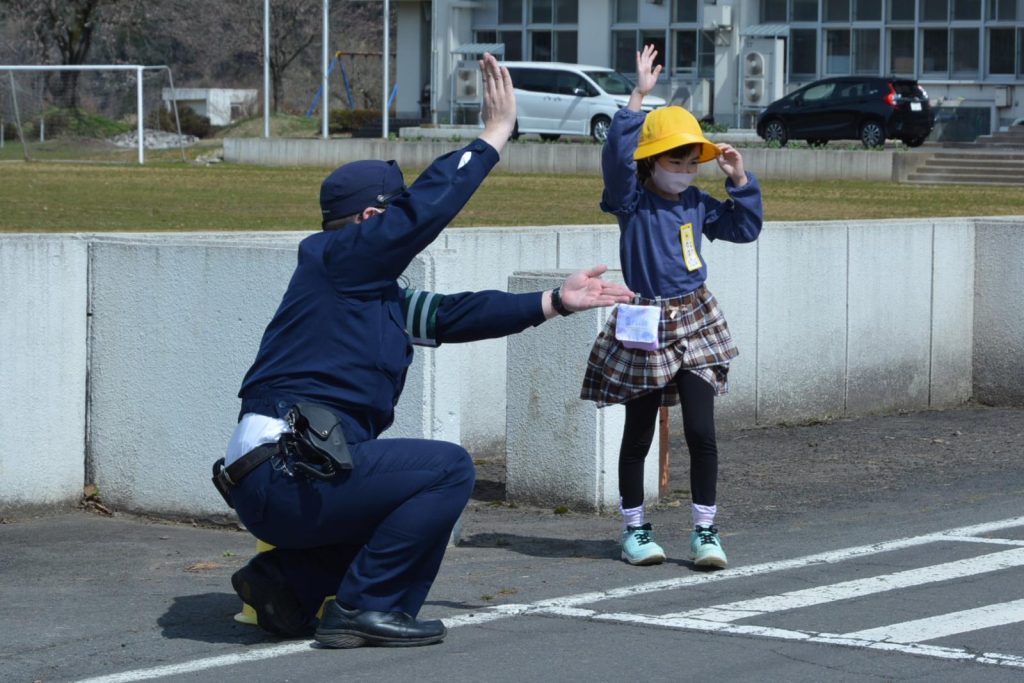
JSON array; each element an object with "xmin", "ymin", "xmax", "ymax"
[
  {"xmin": 621, "ymin": 523, "xmax": 666, "ymax": 565},
  {"xmin": 690, "ymin": 525, "xmax": 728, "ymax": 569}
]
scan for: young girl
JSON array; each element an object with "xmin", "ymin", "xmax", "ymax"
[{"xmin": 581, "ymin": 45, "xmax": 763, "ymax": 568}]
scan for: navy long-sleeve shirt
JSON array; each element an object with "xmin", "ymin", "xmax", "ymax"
[
  {"xmin": 238, "ymin": 139, "xmax": 547, "ymax": 443},
  {"xmin": 601, "ymin": 109, "xmax": 764, "ymax": 299}
]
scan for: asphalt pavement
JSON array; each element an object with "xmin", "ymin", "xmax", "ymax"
[{"xmin": 2, "ymin": 403, "xmax": 1023, "ymax": 683}]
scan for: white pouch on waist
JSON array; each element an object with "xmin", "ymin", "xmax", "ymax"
[{"xmin": 615, "ymin": 304, "xmax": 661, "ymax": 351}]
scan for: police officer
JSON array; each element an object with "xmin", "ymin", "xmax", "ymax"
[{"xmin": 217, "ymin": 54, "xmax": 634, "ymax": 649}]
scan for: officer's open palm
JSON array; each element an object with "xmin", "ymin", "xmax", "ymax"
[
  {"xmin": 479, "ymin": 53, "xmax": 517, "ymax": 153},
  {"xmin": 560, "ymin": 265, "xmax": 635, "ymax": 312}
]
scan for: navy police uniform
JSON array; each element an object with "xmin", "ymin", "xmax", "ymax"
[{"xmin": 227, "ymin": 139, "xmax": 547, "ymax": 625}]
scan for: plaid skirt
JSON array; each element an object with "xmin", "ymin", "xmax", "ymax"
[{"xmin": 580, "ymin": 285, "xmax": 738, "ymax": 407}]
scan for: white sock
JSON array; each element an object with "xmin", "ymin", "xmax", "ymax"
[
  {"xmin": 621, "ymin": 501, "xmax": 645, "ymax": 530},
  {"xmin": 692, "ymin": 503, "xmax": 717, "ymax": 528}
]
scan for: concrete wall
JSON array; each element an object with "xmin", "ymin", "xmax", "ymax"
[
  {"xmin": 224, "ymin": 138, "xmax": 898, "ymax": 181},
  {"xmin": 973, "ymin": 219, "xmax": 1024, "ymax": 405},
  {"xmin": 1, "ymin": 216, "xmax": 1021, "ymax": 514},
  {"xmin": 85, "ymin": 235, "xmax": 463, "ymax": 517},
  {"xmin": 0, "ymin": 236, "xmax": 88, "ymax": 508},
  {"xmin": 506, "ymin": 272, "xmax": 658, "ymax": 512}
]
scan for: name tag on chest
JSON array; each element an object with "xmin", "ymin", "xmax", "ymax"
[{"xmin": 679, "ymin": 223, "xmax": 703, "ymax": 272}]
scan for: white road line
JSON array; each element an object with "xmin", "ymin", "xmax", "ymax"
[
  {"xmin": 74, "ymin": 515, "xmax": 1024, "ymax": 683},
  {"xmin": 841, "ymin": 598, "xmax": 1024, "ymax": 643},
  {"xmin": 584, "ymin": 611, "xmax": 1024, "ymax": 669},
  {"xmin": 663, "ymin": 547, "xmax": 1024, "ymax": 622}
]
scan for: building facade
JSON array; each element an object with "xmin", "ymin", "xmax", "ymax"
[{"xmin": 394, "ymin": 0, "xmax": 1023, "ymax": 133}]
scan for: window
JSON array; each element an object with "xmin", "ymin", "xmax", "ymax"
[
  {"xmin": 921, "ymin": 0, "xmax": 948, "ymax": 21},
  {"xmin": 529, "ymin": 30, "xmax": 577, "ymax": 62},
  {"xmin": 854, "ymin": 29, "xmax": 881, "ymax": 74},
  {"xmin": 951, "ymin": 28, "xmax": 979, "ymax": 75},
  {"xmin": 531, "ymin": 31, "xmax": 552, "ymax": 61},
  {"xmin": 922, "ymin": 28, "xmax": 948, "ymax": 73},
  {"xmin": 988, "ymin": 0, "xmax": 1016, "ymax": 20},
  {"xmin": 556, "ymin": 31, "xmax": 578, "ymax": 62},
  {"xmin": 499, "ymin": 0, "xmax": 524, "ymax": 23},
  {"xmin": 762, "ymin": 0, "xmax": 787, "ymax": 22},
  {"xmin": 953, "ymin": 0, "xmax": 981, "ymax": 19},
  {"xmin": 890, "ymin": 2, "xmax": 915, "ymax": 21},
  {"xmin": 500, "ymin": 31, "xmax": 523, "ymax": 60},
  {"xmin": 476, "ymin": 30, "xmax": 498, "ymax": 44},
  {"xmin": 989, "ymin": 28, "xmax": 1014, "ymax": 74},
  {"xmin": 889, "ymin": 29, "xmax": 916, "ymax": 75},
  {"xmin": 617, "ymin": 0, "xmax": 638, "ymax": 23},
  {"xmin": 854, "ymin": 0, "xmax": 882, "ymax": 20},
  {"xmin": 825, "ymin": 0, "xmax": 850, "ymax": 21},
  {"xmin": 826, "ymin": 29, "xmax": 851, "ymax": 74},
  {"xmin": 793, "ymin": 0, "xmax": 818, "ymax": 21},
  {"xmin": 1019, "ymin": 28, "xmax": 1024, "ymax": 75},
  {"xmin": 674, "ymin": 0, "xmax": 698, "ymax": 23},
  {"xmin": 531, "ymin": 0, "xmax": 552, "ymax": 22},
  {"xmin": 803, "ymin": 81, "xmax": 837, "ymax": 103},
  {"xmin": 676, "ymin": 30, "xmax": 699, "ymax": 73},
  {"xmin": 613, "ymin": 31, "xmax": 636, "ymax": 71},
  {"xmin": 791, "ymin": 29, "xmax": 817, "ymax": 77},
  {"xmin": 508, "ymin": 68, "xmax": 558, "ymax": 93},
  {"xmin": 555, "ymin": 0, "xmax": 578, "ymax": 23}
]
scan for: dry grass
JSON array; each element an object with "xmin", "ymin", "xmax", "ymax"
[{"xmin": 1, "ymin": 160, "xmax": 1022, "ymax": 232}]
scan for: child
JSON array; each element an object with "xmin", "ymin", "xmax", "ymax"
[{"xmin": 581, "ymin": 45, "xmax": 763, "ymax": 569}]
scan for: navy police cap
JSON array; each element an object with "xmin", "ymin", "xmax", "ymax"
[{"xmin": 319, "ymin": 159, "xmax": 406, "ymax": 226}]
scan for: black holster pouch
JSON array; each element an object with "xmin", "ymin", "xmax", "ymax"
[{"xmin": 286, "ymin": 402, "xmax": 353, "ymax": 480}]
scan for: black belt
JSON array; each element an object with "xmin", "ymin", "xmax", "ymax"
[{"xmin": 211, "ymin": 441, "xmax": 281, "ymax": 508}]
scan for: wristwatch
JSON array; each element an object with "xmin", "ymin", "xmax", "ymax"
[{"xmin": 550, "ymin": 286, "xmax": 573, "ymax": 316}]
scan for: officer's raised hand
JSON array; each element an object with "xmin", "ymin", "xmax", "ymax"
[
  {"xmin": 543, "ymin": 265, "xmax": 635, "ymax": 318},
  {"xmin": 478, "ymin": 52, "xmax": 517, "ymax": 153}
]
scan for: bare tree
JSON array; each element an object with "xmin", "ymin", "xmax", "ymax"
[{"xmin": 0, "ymin": 0, "xmax": 140, "ymax": 108}]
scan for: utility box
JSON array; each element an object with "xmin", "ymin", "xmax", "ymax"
[{"xmin": 994, "ymin": 86, "xmax": 1011, "ymax": 108}]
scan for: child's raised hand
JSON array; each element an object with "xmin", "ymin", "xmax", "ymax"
[
  {"xmin": 716, "ymin": 143, "xmax": 748, "ymax": 187},
  {"xmin": 634, "ymin": 44, "xmax": 662, "ymax": 96}
]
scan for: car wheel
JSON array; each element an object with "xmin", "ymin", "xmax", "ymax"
[
  {"xmin": 807, "ymin": 138, "xmax": 828, "ymax": 148},
  {"xmin": 901, "ymin": 136, "xmax": 926, "ymax": 148},
  {"xmin": 763, "ymin": 119, "xmax": 788, "ymax": 146},
  {"xmin": 539, "ymin": 133, "xmax": 561, "ymax": 142},
  {"xmin": 591, "ymin": 115, "xmax": 612, "ymax": 142},
  {"xmin": 860, "ymin": 120, "xmax": 885, "ymax": 148},
  {"xmin": 510, "ymin": 121, "xmax": 520, "ymax": 141}
]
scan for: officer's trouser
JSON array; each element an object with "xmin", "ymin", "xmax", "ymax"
[{"xmin": 231, "ymin": 437, "xmax": 475, "ymax": 618}]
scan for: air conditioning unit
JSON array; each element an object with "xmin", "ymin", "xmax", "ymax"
[
  {"xmin": 703, "ymin": 5, "xmax": 732, "ymax": 30},
  {"xmin": 741, "ymin": 39, "xmax": 785, "ymax": 109},
  {"xmin": 670, "ymin": 79, "xmax": 711, "ymax": 119},
  {"xmin": 453, "ymin": 62, "xmax": 482, "ymax": 104}
]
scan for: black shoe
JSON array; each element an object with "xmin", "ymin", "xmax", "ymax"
[
  {"xmin": 314, "ymin": 601, "xmax": 447, "ymax": 648},
  {"xmin": 231, "ymin": 559, "xmax": 313, "ymax": 638}
]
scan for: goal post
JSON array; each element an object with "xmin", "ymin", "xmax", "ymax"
[{"xmin": 0, "ymin": 64, "xmax": 185, "ymax": 164}]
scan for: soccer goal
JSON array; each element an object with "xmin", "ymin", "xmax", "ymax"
[{"xmin": 0, "ymin": 64, "xmax": 186, "ymax": 164}]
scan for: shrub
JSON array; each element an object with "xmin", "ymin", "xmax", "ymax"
[
  {"xmin": 149, "ymin": 105, "xmax": 212, "ymax": 138},
  {"xmin": 329, "ymin": 108, "xmax": 380, "ymax": 134}
]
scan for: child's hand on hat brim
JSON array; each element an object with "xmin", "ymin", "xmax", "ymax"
[{"xmin": 716, "ymin": 143, "xmax": 748, "ymax": 187}]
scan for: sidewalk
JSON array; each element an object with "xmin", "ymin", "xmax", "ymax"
[{"xmin": 2, "ymin": 403, "xmax": 1021, "ymax": 682}]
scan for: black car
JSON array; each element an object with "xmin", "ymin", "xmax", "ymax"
[{"xmin": 756, "ymin": 76, "xmax": 934, "ymax": 148}]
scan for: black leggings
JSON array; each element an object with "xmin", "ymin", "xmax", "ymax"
[{"xmin": 618, "ymin": 370, "xmax": 717, "ymax": 509}]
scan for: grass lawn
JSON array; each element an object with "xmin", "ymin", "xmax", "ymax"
[{"xmin": 2, "ymin": 156, "xmax": 1023, "ymax": 232}]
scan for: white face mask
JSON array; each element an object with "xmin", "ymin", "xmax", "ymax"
[{"xmin": 651, "ymin": 165, "xmax": 696, "ymax": 195}]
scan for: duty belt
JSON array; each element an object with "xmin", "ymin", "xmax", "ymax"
[{"xmin": 211, "ymin": 441, "xmax": 280, "ymax": 508}]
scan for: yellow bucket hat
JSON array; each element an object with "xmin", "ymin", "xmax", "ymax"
[{"xmin": 634, "ymin": 106, "xmax": 720, "ymax": 163}]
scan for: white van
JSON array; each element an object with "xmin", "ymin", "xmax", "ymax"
[{"xmin": 500, "ymin": 61, "xmax": 666, "ymax": 142}]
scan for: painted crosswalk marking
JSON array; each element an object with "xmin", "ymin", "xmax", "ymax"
[
  {"xmin": 76, "ymin": 516, "xmax": 1024, "ymax": 682},
  {"xmin": 841, "ymin": 598, "xmax": 1024, "ymax": 644},
  {"xmin": 663, "ymin": 546, "xmax": 1024, "ymax": 622}
]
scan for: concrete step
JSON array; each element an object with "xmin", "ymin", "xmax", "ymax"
[{"xmin": 905, "ymin": 172, "xmax": 1024, "ymax": 186}]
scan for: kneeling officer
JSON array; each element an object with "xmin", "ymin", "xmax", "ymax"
[{"xmin": 214, "ymin": 54, "xmax": 634, "ymax": 649}]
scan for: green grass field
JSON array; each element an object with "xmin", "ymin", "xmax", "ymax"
[{"xmin": 2, "ymin": 156, "xmax": 1023, "ymax": 232}]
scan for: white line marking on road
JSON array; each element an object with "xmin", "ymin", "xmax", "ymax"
[
  {"xmin": 841, "ymin": 598, "xmax": 1024, "ymax": 643},
  {"xmin": 664, "ymin": 547, "xmax": 1024, "ymax": 622},
  {"xmin": 74, "ymin": 515, "xmax": 1024, "ymax": 683}
]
